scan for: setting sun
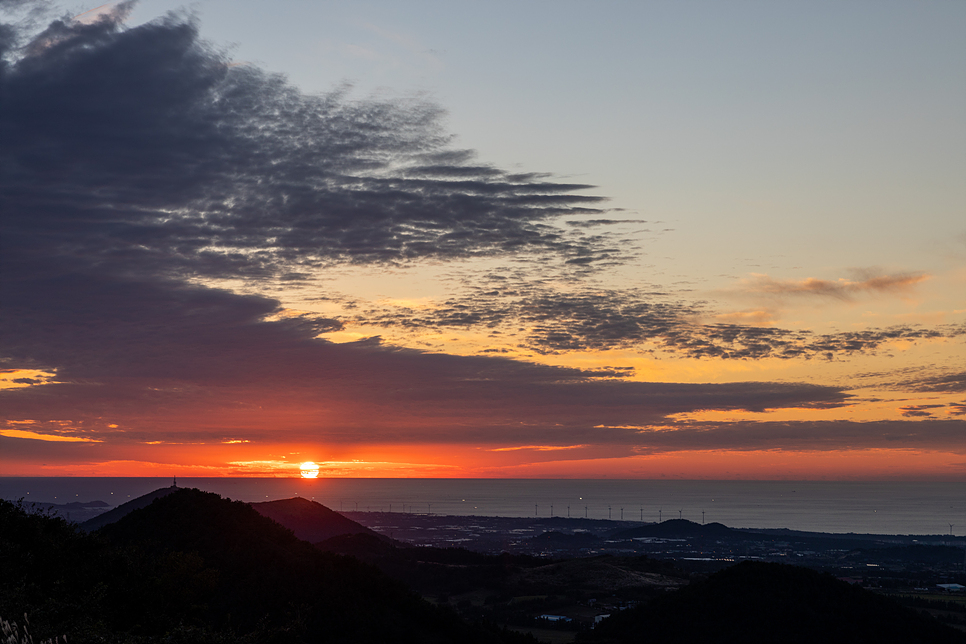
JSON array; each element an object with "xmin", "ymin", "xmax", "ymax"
[{"xmin": 299, "ymin": 462, "xmax": 319, "ymax": 478}]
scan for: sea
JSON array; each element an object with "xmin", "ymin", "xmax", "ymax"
[{"xmin": 1, "ymin": 478, "xmax": 963, "ymax": 537}]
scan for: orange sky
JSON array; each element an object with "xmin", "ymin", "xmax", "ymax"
[{"xmin": 1, "ymin": 3, "xmax": 964, "ymax": 480}]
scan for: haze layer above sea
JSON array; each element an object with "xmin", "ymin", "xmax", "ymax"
[{"xmin": 1, "ymin": 478, "xmax": 962, "ymax": 537}]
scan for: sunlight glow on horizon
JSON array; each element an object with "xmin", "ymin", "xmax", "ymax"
[{"xmin": 299, "ymin": 462, "xmax": 320, "ymax": 478}]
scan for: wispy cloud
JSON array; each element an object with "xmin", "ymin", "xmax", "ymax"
[
  {"xmin": 896, "ymin": 371, "xmax": 966, "ymax": 394},
  {"xmin": 353, "ymin": 278, "xmax": 965, "ymax": 360},
  {"xmin": 898, "ymin": 404, "xmax": 946, "ymax": 418},
  {"xmin": 737, "ymin": 271, "xmax": 929, "ymax": 302},
  {"xmin": 0, "ymin": 429, "xmax": 99, "ymax": 442}
]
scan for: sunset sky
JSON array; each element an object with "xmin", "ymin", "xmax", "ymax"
[{"xmin": 2, "ymin": 0, "xmax": 964, "ymax": 479}]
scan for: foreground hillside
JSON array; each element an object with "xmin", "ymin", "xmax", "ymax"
[
  {"xmin": 582, "ymin": 560, "xmax": 964, "ymax": 644},
  {"xmin": 0, "ymin": 490, "xmax": 531, "ymax": 644}
]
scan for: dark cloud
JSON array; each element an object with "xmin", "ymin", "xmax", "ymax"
[
  {"xmin": 896, "ymin": 371, "xmax": 966, "ymax": 394},
  {"xmin": 354, "ymin": 281, "xmax": 965, "ymax": 360},
  {"xmin": 851, "ymin": 368, "xmax": 966, "ymax": 395},
  {"xmin": 669, "ymin": 323, "xmax": 964, "ymax": 361},
  {"xmin": 618, "ymin": 419, "xmax": 966, "ymax": 454},
  {"xmin": 565, "ymin": 218, "xmax": 648, "ymax": 228},
  {"xmin": 949, "ymin": 402, "xmax": 966, "ymax": 416},
  {"xmin": 1, "ymin": 8, "xmax": 611, "ymax": 286},
  {"xmin": 899, "ymin": 404, "xmax": 945, "ymax": 419},
  {"xmin": 0, "ymin": 7, "xmax": 678, "ymax": 449},
  {"xmin": 1, "ymin": 260, "xmax": 852, "ymax": 445}
]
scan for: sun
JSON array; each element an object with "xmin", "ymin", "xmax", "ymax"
[{"xmin": 299, "ymin": 461, "xmax": 319, "ymax": 478}]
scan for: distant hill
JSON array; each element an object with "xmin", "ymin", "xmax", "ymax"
[
  {"xmin": 514, "ymin": 556, "xmax": 686, "ymax": 594},
  {"xmin": 251, "ymin": 496, "xmax": 382, "ymax": 544},
  {"xmin": 583, "ymin": 560, "xmax": 963, "ymax": 644},
  {"xmin": 24, "ymin": 500, "xmax": 110, "ymax": 523},
  {"xmin": 79, "ymin": 484, "xmax": 179, "ymax": 531},
  {"xmin": 32, "ymin": 500, "xmax": 110, "ymax": 509},
  {"xmin": 609, "ymin": 519, "xmax": 735, "ymax": 540}
]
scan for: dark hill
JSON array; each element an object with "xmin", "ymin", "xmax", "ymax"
[
  {"xmin": 98, "ymin": 488, "xmax": 525, "ymax": 642},
  {"xmin": 1, "ymin": 491, "xmax": 530, "ymax": 643},
  {"xmin": 79, "ymin": 484, "xmax": 179, "ymax": 531},
  {"xmin": 514, "ymin": 556, "xmax": 686, "ymax": 594},
  {"xmin": 609, "ymin": 519, "xmax": 734, "ymax": 539},
  {"xmin": 251, "ymin": 496, "xmax": 381, "ymax": 543},
  {"xmin": 583, "ymin": 560, "xmax": 963, "ymax": 644}
]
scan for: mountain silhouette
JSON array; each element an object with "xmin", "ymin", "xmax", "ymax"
[
  {"xmin": 79, "ymin": 483, "xmax": 180, "ymax": 531},
  {"xmin": 609, "ymin": 519, "xmax": 735, "ymax": 539},
  {"xmin": 251, "ymin": 496, "xmax": 382, "ymax": 544},
  {"xmin": 94, "ymin": 488, "xmax": 527, "ymax": 642}
]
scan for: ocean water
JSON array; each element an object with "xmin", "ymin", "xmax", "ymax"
[{"xmin": 1, "ymin": 478, "xmax": 962, "ymax": 536}]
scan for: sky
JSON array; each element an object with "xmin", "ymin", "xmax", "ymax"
[{"xmin": 1, "ymin": 0, "xmax": 964, "ymax": 479}]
